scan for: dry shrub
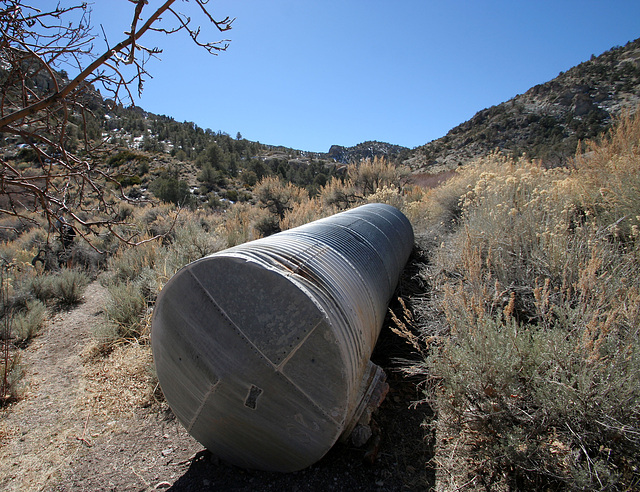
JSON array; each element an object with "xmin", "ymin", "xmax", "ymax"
[
  {"xmin": 217, "ymin": 202, "xmax": 270, "ymax": 246},
  {"xmin": 280, "ymin": 197, "xmax": 328, "ymax": 231},
  {"xmin": 366, "ymin": 184, "xmax": 405, "ymax": 209},
  {"xmin": 107, "ymin": 239, "xmax": 159, "ymax": 284},
  {"xmin": 254, "ymin": 175, "xmax": 308, "ymax": 220},
  {"xmin": 28, "ymin": 273, "xmax": 57, "ymax": 304},
  {"xmin": 50, "ymin": 268, "xmax": 90, "ymax": 308},
  {"xmin": 162, "ymin": 219, "xmax": 225, "ymax": 273},
  {"xmin": 411, "ymin": 111, "xmax": 640, "ymax": 489},
  {"xmin": 408, "ymin": 154, "xmax": 512, "ymax": 235},
  {"xmin": 0, "ymin": 351, "xmax": 23, "ymax": 406},
  {"xmin": 570, "ymin": 109, "xmax": 640, "ymax": 241},
  {"xmin": 319, "ymin": 176, "xmax": 359, "ymax": 209},
  {"xmin": 137, "ymin": 202, "xmax": 180, "ymax": 238},
  {"xmin": 103, "ymin": 282, "xmax": 148, "ymax": 342},
  {"xmin": 448, "ymin": 158, "xmax": 572, "ymax": 295},
  {"xmin": 347, "ymin": 157, "xmax": 410, "ymax": 196}
]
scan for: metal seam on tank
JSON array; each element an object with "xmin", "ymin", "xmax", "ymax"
[
  {"xmin": 228, "ymin": 238, "xmax": 367, "ymax": 379},
  {"xmin": 288, "ymin": 260, "xmax": 365, "ymax": 371},
  {"xmin": 285, "ymin": 273, "xmax": 360, "ymax": 390},
  {"xmin": 273, "ymin": 236, "xmax": 371, "ymax": 356},
  {"xmin": 271, "ymin": 370, "xmax": 340, "ymax": 425},
  {"xmin": 301, "ymin": 258, "xmax": 366, "ymax": 367},
  {"xmin": 187, "ymin": 264, "xmax": 341, "ymax": 426},
  {"xmin": 292, "ymin": 224, "xmax": 394, "ymax": 303},
  {"xmin": 188, "ymin": 379, "xmax": 222, "ymax": 432},
  {"xmin": 275, "ymin": 317, "xmax": 325, "ymax": 370},
  {"xmin": 222, "ymin": 240, "xmax": 367, "ymax": 369},
  {"xmin": 285, "ymin": 244, "xmax": 372, "ymax": 369},
  {"xmin": 288, "ymin": 273, "xmax": 360, "ymax": 387},
  {"xmin": 287, "ymin": 228, "xmax": 382, "ymax": 330},
  {"xmin": 202, "ymin": 246, "xmax": 363, "ymax": 378},
  {"xmin": 250, "ymin": 242, "xmax": 324, "ymax": 277},
  {"xmin": 187, "ymin": 268, "xmax": 274, "ymax": 368},
  {"xmin": 254, "ymin": 246, "xmax": 366, "ymax": 371},
  {"xmin": 228, "ymin": 240, "xmax": 324, "ymax": 277}
]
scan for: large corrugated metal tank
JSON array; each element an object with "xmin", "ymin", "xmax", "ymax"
[{"xmin": 151, "ymin": 203, "xmax": 414, "ymax": 472}]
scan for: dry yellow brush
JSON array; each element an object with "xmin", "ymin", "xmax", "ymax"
[
  {"xmin": 408, "ymin": 111, "xmax": 640, "ymax": 490},
  {"xmin": 98, "ymin": 157, "xmax": 416, "ymax": 349}
]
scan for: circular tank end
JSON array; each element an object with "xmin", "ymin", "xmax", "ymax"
[{"xmin": 152, "ymin": 254, "xmax": 350, "ymax": 472}]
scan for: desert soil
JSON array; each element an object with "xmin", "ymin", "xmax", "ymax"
[{"xmin": 0, "ymin": 277, "xmax": 434, "ymax": 491}]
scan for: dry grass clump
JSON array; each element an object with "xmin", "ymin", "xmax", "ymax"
[
  {"xmin": 50, "ymin": 268, "xmax": 90, "ymax": 308},
  {"xmin": 81, "ymin": 343, "xmax": 157, "ymax": 418},
  {"xmin": 408, "ymin": 112, "xmax": 640, "ymax": 490},
  {"xmin": 0, "ymin": 344, "xmax": 23, "ymax": 406},
  {"xmin": 102, "ymin": 282, "xmax": 148, "ymax": 342}
]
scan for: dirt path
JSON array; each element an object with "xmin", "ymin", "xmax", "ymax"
[
  {"xmin": 0, "ymin": 278, "xmax": 433, "ymax": 491},
  {"xmin": 0, "ymin": 280, "xmax": 110, "ymax": 489}
]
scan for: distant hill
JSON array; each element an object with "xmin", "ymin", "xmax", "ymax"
[
  {"xmin": 5, "ymin": 37, "xmax": 640, "ymax": 195},
  {"xmin": 327, "ymin": 141, "xmax": 410, "ymax": 164},
  {"xmin": 405, "ymin": 38, "xmax": 640, "ymax": 172}
]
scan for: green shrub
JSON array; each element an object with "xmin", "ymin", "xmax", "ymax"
[
  {"xmin": 51, "ymin": 269, "xmax": 89, "ymax": 308},
  {"xmin": 107, "ymin": 150, "xmax": 149, "ymax": 168},
  {"xmin": 107, "ymin": 241, "xmax": 158, "ymax": 285},
  {"xmin": 104, "ymin": 282, "xmax": 147, "ymax": 341},
  {"xmin": 150, "ymin": 171, "xmax": 193, "ymax": 206},
  {"xmin": 28, "ymin": 273, "xmax": 57, "ymax": 304},
  {"xmin": 116, "ymin": 174, "xmax": 142, "ymax": 187},
  {"xmin": 12, "ymin": 299, "xmax": 47, "ymax": 346}
]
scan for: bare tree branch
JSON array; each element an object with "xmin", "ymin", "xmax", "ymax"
[{"xmin": 0, "ymin": 0, "xmax": 233, "ymax": 247}]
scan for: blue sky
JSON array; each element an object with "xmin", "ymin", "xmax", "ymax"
[{"xmin": 76, "ymin": 1, "xmax": 640, "ymax": 152}]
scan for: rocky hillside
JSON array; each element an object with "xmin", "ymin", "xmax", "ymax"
[
  {"xmin": 5, "ymin": 37, "xmax": 640, "ymax": 182},
  {"xmin": 327, "ymin": 141, "xmax": 410, "ymax": 164},
  {"xmin": 406, "ymin": 38, "xmax": 640, "ymax": 172}
]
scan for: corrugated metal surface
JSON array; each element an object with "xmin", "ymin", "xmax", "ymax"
[{"xmin": 151, "ymin": 203, "xmax": 414, "ymax": 472}]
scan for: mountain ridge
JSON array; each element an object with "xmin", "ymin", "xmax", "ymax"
[
  {"xmin": 4, "ymin": 37, "xmax": 640, "ymax": 182},
  {"xmin": 403, "ymin": 38, "xmax": 640, "ymax": 172}
]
